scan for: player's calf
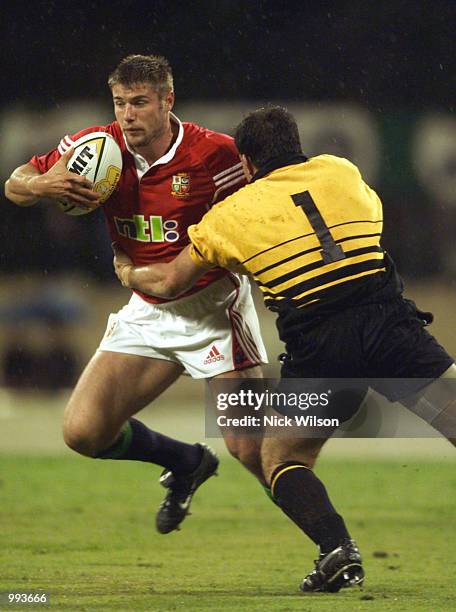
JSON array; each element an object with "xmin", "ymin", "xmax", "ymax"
[{"xmin": 223, "ymin": 434, "xmax": 265, "ymax": 484}]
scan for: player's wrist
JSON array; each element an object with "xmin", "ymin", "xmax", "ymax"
[{"xmin": 27, "ymin": 174, "xmax": 45, "ymax": 198}]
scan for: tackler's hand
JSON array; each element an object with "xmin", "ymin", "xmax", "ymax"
[{"xmin": 112, "ymin": 242, "xmax": 134, "ymax": 288}]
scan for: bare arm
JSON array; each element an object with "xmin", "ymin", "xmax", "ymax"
[
  {"xmin": 4, "ymin": 148, "xmax": 100, "ymax": 207},
  {"xmin": 113, "ymin": 244, "xmax": 211, "ymax": 299}
]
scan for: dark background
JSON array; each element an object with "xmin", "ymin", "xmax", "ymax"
[
  {"xmin": 4, "ymin": 0, "xmax": 455, "ymax": 109},
  {"xmin": 2, "ymin": 0, "xmax": 456, "ymax": 280}
]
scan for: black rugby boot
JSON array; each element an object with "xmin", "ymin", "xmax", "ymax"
[
  {"xmin": 156, "ymin": 443, "xmax": 219, "ymax": 534},
  {"xmin": 301, "ymin": 539, "xmax": 364, "ymax": 593}
]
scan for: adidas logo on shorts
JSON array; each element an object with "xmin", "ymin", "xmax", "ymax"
[{"xmin": 204, "ymin": 345, "xmax": 225, "ymax": 365}]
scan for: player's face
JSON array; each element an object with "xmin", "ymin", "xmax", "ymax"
[{"xmin": 112, "ymin": 82, "xmax": 174, "ymax": 150}]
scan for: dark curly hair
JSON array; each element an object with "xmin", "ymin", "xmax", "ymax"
[{"xmin": 234, "ymin": 105, "xmax": 302, "ymax": 168}]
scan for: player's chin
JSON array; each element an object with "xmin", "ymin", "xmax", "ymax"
[{"xmin": 124, "ymin": 132, "xmax": 147, "ymax": 147}]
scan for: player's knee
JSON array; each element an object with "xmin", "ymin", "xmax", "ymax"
[
  {"xmin": 63, "ymin": 421, "xmax": 107, "ymax": 458},
  {"xmin": 63, "ymin": 425, "xmax": 95, "ymax": 457}
]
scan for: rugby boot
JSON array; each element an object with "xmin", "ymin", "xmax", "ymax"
[
  {"xmin": 155, "ymin": 443, "xmax": 219, "ymax": 534},
  {"xmin": 300, "ymin": 539, "xmax": 364, "ymax": 593}
]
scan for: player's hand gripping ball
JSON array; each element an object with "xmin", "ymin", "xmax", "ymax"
[{"xmin": 58, "ymin": 132, "xmax": 122, "ymax": 215}]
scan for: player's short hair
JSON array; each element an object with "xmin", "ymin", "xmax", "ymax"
[
  {"xmin": 234, "ymin": 105, "xmax": 302, "ymax": 168},
  {"xmin": 108, "ymin": 54, "xmax": 174, "ymax": 98}
]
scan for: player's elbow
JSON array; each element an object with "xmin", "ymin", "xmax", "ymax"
[{"xmin": 4, "ymin": 177, "xmax": 35, "ymax": 207}]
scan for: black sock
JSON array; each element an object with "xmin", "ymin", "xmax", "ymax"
[
  {"xmin": 96, "ymin": 418, "xmax": 203, "ymax": 476},
  {"xmin": 271, "ymin": 461, "xmax": 351, "ymax": 553}
]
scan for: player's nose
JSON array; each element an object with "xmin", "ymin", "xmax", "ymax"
[{"xmin": 124, "ymin": 104, "xmax": 136, "ymax": 120}]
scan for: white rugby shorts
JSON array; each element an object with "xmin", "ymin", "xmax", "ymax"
[{"xmin": 98, "ymin": 275, "xmax": 268, "ymax": 378}]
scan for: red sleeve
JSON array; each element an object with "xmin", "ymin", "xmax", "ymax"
[
  {"xmin": 195, "ymin": 129, "xmax": 246, "ymax": 205},
  {"xmin": 29, "ymin": 123, "xmax": 119, "ymax": 173}
]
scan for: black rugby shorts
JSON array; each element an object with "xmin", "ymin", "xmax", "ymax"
[{"xmin": 280, "ymin": 296, "xmax": 454, "ymax": 405}]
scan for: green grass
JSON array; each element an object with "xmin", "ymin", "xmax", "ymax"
[{"xmin": 1, "ymin": 455, "xmax": 456, "ymax": 611}]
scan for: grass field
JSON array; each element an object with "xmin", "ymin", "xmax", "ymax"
[{"xmin": 1, "ymin": 454, "xmax": 456, "ymax": 611}]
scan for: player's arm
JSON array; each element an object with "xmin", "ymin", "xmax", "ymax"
[
  {"xmin": 4, "ymin": 148, "xmax": 100, "ymax": 208},
  {"xmin": 113, "ymin": 244, "xmax": 211, "ymax": 299}
]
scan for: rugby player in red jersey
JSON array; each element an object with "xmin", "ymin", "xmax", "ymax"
[{"xmin": 4, "ymin": 54, "xmax": 268, "ymax": 534}]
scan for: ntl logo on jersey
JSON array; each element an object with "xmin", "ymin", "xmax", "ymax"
[
  {"xmin": 204, "ymin": 345, "xmax": 225, "ymax": 365},
  {"xmin": 114, "ymin": 215, "xmax": 179, "ymax": 242}
]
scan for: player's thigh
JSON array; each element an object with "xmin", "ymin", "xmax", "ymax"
[
  {"xmin": 207, "ymin": 365, "xmax": 264, "ymax": 414},
  {"xmin": 64, "ymin": 350, "xmax": 184, "ymax": 438},
  {"xmin": 366, "ymin": 298, "xmax": 453, "ymax": 381},
  {"xmin": 175, "ymin": 276, "xmax": 267, "ymax": 379}
]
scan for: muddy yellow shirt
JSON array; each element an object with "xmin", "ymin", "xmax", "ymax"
[{"xmin": 188, "ymin": 154, "xmax": 385, "ymax": 311}]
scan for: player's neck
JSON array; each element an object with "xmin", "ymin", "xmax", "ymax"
[{"xmin": 135, "ymin": 120, "xmax": 178, "ymax": 166}]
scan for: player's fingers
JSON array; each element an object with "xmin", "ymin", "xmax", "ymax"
[
  {"xmin": 67, "ymin": 174, "xmax": 94, "ymax": 189},
  {"xmin": 65, "ymin": 183, "xmax": 100, "ymax": 201},
  {"xmin": 112, "ymin": 243, "xmax": 129, "ymax": 261},
  {"xmin": 112, "ymin": 242, "xmax": 127, "ymax": 256},
  {"xmin": 78, "ymin": 189, "xmax": 100, "ymax": 202},
  {"xmin": 113, "ymin": 259, "xmax": 124, "ymax": 279},
  {"xmin": 113, "ymin": 247, "xmax": 133, "ymax": 267},
  {"xmin": 115, "ymin": 263, "xmax": 132, "ymax": 287},
  {"xmin": 59, "ymin": 147, "xmax": 75, "ymax": 163},
  {"xmin": 62, "ymin": 193, "xmax": 100, "ymax": 208}
]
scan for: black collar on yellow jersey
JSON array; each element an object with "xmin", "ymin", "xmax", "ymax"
[{"xmin": 251, "ymin": 153, "xmax": 308, "ymax": 182}]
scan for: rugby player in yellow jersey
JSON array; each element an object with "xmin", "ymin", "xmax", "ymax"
[{"xmin": 113, "ymin": 106, "xmax": 456, "ymax": 593}]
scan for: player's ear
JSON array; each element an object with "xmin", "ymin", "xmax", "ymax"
[
  {"xmin": 164, "ymin": 90, "xmax": 174, "ymax": 111},
  {"xmin": 240, "ymin": 154, "xmax": 254, "ymax": 182}
]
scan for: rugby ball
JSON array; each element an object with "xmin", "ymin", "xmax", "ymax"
[{"xmin": 57, "ymin": 131, "xmax": 122, "ymax": 216}]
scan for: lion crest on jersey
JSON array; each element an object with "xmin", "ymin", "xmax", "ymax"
[{"xmin": 171, "ymin": 173, "xmax": 190, "ymax": 198}]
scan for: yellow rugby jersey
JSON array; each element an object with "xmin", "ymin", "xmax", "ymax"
[{"xmin": 188, "ymin": 154, "xmax": 386, "ymax": 311}]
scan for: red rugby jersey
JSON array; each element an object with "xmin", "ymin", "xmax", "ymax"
[{"xmin": 29, "ymin": 115, "xmax": 245, "ymax": 303}]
